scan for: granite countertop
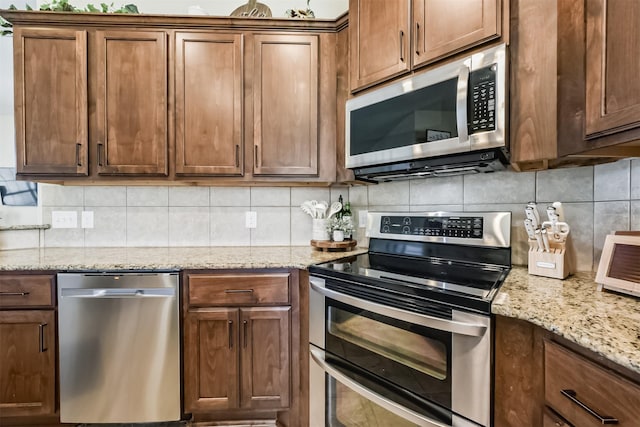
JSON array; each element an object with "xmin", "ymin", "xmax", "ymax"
[
  {"xmin": 0, "ymin": 224, "xmax": 51, "ymax": 231},
  {"xmin": 0, "ymin": 246, "xmax": 367, "ymax": 271},
  {"xmin": 493, "ymin": 266, "xmax": 640, "ymax": 375}
]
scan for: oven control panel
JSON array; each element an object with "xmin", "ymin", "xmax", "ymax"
[{"xmin": 380, "ymin": 215, "xmax": 483, "ymax": 238}]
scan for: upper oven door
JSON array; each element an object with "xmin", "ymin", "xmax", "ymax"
[{"xmin": 346, "ymin": 44, "xmax": 506, "ymax": 170}]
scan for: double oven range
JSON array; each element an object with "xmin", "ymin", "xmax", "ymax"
[{"xmin": 308, "ymin": 211, "xmax": 511, "ymax": 427}]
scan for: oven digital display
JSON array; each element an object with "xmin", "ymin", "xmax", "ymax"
[{"xmin": 380, "ymin": 215, "xmax": 483, "ymax": 238}]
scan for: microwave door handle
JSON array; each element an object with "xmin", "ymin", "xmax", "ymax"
[
  {"xmin": 309, "ymin": 278, "xmax": 486, "ymax": 337},
  {"xmin": 310, "ymin": 347, "xmax": 450, "ymax": 427},
  {"xmin": 456, "ymin": 65, "xmax": 470, "ymax": 144}
]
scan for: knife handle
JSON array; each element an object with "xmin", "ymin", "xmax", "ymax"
[
  {"xmin": 524, "ymin": 219, "xmax": 536, "ymax": 240},
  {"xmin": 525, "ymin": 205, "xmax": 540, "ymax": 228},
  {"xmin": 541, "ymin": 228, "xmax": 551, "ymax": 252},
  {"xmin": 534, "ymin": 228, "xmax": 544, "ymax": 251}
]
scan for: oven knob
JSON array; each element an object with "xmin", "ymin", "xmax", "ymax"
[
  {"xmin": 403, "ymin": 217, "xmax": 411, "ymax": 225},
  {"xmin": 383, "ymin": 217, "xmax": 391, "ymax": 225},
  {"xmin": 383, "ymin": 225, "xmax": 390, "ymax": 233},
  {"xmin": 402, "ymin": 226, "xmax": 411, "ymax": 234}
]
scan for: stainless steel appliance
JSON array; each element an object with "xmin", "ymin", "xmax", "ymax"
[
  {"xmin": 309, "ymin": 211, "xmax": 511, "ymax": 427},
  {"xmin": 346, "ymin": 44, "xmax": 508, "ymax": 181},
  {"xmin": 57, "ymin": 272, "xmax": 180, "ymax": 423}
]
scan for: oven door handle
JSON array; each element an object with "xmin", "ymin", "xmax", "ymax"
[
  {"xmin": 310, "ymin": 346, "xmax": 451, "ymax": 427},
  {"xmin": 309, "ymin": 278, "xmax": 486, "ymax": 337}
]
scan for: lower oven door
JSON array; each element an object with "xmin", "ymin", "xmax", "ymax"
[{"xmin": 309, "ymin": 276, "xmax": 490, "ymax": 427}]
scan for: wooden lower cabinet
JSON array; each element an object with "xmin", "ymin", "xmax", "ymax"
[
  {"xmin": 183, "ymin": 270, "xmax": 298, "ymax": 425},
  {"xmin": 0, "ymin": 310, "xmax": 56, "ymax": 418},
  {"xmin": 495, "ymin": 315, "xmax": 640, "ymax": 427}
]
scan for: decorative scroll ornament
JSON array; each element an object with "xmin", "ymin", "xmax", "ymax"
[{"xmin": 230, "ymin": 0, "xmax": 272, "ymax": 17}]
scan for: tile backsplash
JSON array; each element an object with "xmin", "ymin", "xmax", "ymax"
[{"xmin": 2, "ymin": 158, "xmax": 638, "ymax": 271}]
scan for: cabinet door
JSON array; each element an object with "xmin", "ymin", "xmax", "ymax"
[
  {"xmin": 350, "ymin": 0, "xmax": 410, "ymax": 91},
  {"xmin": 413, "ymin": 0, "xmax": 500, "ymax": 67},
  {"xmin": 0, "ymin": 310, "xmax": 55, "ymax": 417},
  {"xmin": 252, "ymin": 34, "xmax": 318, "ymax": 176},
  {"xmin": 13, "ymin": 27, "xmax": 88, "ymax": 176},
  {"xmin": 175, "ymin": 32, "xmax": 244, "ymax": 176},
  {"xmin": 585, "ymin": 0, "xmax": 640, "ymax": 137},
  {"xmin": 184, "ymin": 308, "xmax": 239, "ymax": 412},
  {"xmin": 95, "ymin": 30, "xmax": 168, "ymax": 176},
  {"xmin": 240, "ymin": 307, "xmax": 290, "ymax": 409}
]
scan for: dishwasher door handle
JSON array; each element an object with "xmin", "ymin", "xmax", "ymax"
[{"xmin": 60, "ymin": 288, "xmax": 176, "ymax": 298}]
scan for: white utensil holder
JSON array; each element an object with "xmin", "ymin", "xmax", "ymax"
[{"xmin": 312, "ymin": 218, "xmax": 330, "ymax": 241}]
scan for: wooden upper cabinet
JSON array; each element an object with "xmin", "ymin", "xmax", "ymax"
[
  {"xmin": 349, "ymin": 0, "xmax": 411, "ymax": 91},
  {"xmin": 413, "ymin": 0, "xmax": 500, "ymax": 67},
  {"xmin": 252, "ymin": 34, "xmax": 319, "ymax": 176},
  {"xmin": 0, "ymin": 310, "xmax": 55, "ymax": 417},
  {"xmin": 175, "ymin": 32, "xmax": 244, "ymax": 176},
  {"xmin": 95, "ymin": 30, "xmax": 168, "ymax": 176},
  {"xmin": 13, "ymin": 27, "xmax": 88, "ymax": 176},
  {"xmin": 585, "ymin": 0, "xmax": 640, "ymax": 138},
  {"xmin": 240, "ymin": 307, "xmax": 290, "ymax": 410}
]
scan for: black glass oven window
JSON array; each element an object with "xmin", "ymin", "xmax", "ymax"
[
  {"xmin": 328, "ymin": 306, "xmax": 447, "ymax": 380},
  {"xmin": 350, "ymin": 77, "xmax": 459, "ymax": 156}
]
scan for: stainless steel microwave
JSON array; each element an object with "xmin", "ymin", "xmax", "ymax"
[{"xmin": 346, "ymin": 44, "xmax": 508, "ymax": 181}]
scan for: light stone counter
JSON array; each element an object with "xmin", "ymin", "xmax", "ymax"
[
  {"xmin": 493, "ymin": 266, "xmax": 640, "ymax": 374},
  {"xmin": 0, "ymin": 246, "xmax": 367, "ymax": 271}
]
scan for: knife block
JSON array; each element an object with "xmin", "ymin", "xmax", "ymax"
[{"xmin": 527, "ymin": 240, "xmax": 571, "ymax": 279}]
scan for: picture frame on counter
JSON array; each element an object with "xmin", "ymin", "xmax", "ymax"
[{"xmin": 596, "ymin": 233, "xmax": 640, "ymax": 297}]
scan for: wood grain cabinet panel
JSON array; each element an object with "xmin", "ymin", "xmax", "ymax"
[
  {"xmin": 252, "ymin": 34, "xmax": 319, "ymax": 176},
  {"xmin": 0, "ymin": 275, "xmax": 54, "ymax": 308},
  {"xmin": 184, "ymin": 308, "xmax": 239, "ymax": 411},
  {"xmin": 175, "ymin": 32, "xmax": 244, "ymax": 176},
  {"xmin": 13, "ymin": 27, "xmax": 88, "ymax": 176},
  {"xmin": 95, "ymin": 30, "xmax": 168, "ymax": 176},
  {"xmin": 0, "ymin": 310, "xmax": 55, "ymax": 417},
  {"xmin": 349, "ymin": 0, "xmax": 411, "ymax": 92},
  {"xmin": 585, "ymin": 0, "xmax": 640, "ymax": 138},
  {"xmin": 413, "ymin": 0, "xmax": 500, "ymax": 67},
  {"xmin": 240, "ymin": 307, "xmax": 290, "ymax": 410}
]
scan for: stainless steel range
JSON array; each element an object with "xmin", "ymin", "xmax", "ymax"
[{"xmin": 308, "ymin": 211, "xmax": 511, "ymax": 427}]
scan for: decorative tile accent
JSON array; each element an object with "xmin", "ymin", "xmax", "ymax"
[
  {"xmin": 126, "ymin": 186, "xmax": 169, "ymax": 207},
  {"xmin": 594, "ymin": 159, "xmax": 631, "ymax": 201}
]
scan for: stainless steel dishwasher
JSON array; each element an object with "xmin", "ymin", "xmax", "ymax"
[{"xmin": 57, "ymin": 272, "xmax": 180, "ymax": 423}]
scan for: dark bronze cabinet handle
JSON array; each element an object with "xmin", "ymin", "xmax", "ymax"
[
  {"xmin": 243, "ymin": 320, "xmax": 248, "ymax": 348},
  {"xmin": 399, "ymin": 30, "xmax": 405, "ymax": 62},
  {"xmin": 98, "ymin": 143, "xmax": 104, "ymax": 166},
  {"xmin": 235, "ymin": 144, "xmax": 240, "ymax": 168},
  {"xmin": 39, "ymin": 323, "xmax": 48, "ymax": 352},
  {"xmin": 415, "ymin": 22, "xmax": 420, "ymax": 55},
  {"xmin": 560, "ymin": 389, "xmax": 618, "ymax": 424},
  {"xmin": 0, "ymin": 291, "xmax": 30, "ymax": 296},
  {"xmin": 254, "ymin": 145, "xmax": 260, "ymax": 168},
  {"xmin": 228, "ymin": 320, "xmax": 233, "ymax": 349},
  {"xmin": 76, "ymin": 143, "xmax": 82, "ymax": 167},
  {"xmin": 224, "ymin": 289, "xmax": 254, "ymax": 294}
]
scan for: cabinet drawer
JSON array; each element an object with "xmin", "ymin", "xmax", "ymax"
[
  {"xmin": 188, "ymin": 273, "xmax": 290, "ymax": 306},
  {"xmin": 0, "ymin": 275, "xmax": 55, "ymax": 308},
  {"xmin": 545, "ymin": 340, "xmax": 640, "ymax": 426}
]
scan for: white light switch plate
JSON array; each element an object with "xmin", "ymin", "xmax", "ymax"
[
  {"xmin": 82, "ymin": 211, "xmax": 94, "ymax": 228},
  {"xmin": 358, "ymin": 210, "xmax": 368, "ymax": 228},
  {"xmin": 52, "ymin": 211, "xmax": 77, "ymax": 228},
  {"xmin": 245, "ymin": 211, "xmax": 257, "ymax": 228}
]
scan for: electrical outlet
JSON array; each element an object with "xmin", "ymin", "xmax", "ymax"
[
  {"xmin": 358, "ymin": 210, "xmax": 368, "ymax": 228},
  {"xmin": 82, "ymin": 211, "xmax": 94, "ymax": 228},
  {"xmin": 52, "ymin": 211, "xmax": 78, "ymax": 228},
  {"xmin": 245, "ymin": 211, "xmax": 257, "ymax": 228}
]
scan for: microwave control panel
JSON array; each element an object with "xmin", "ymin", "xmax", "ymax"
[
  {"xmin": 468, "ymin": 65, "xmax": 496, "ymax": 134},
  {"xmin": 380, "ymin": 216, "xmax": 483, "ymax": 238}
]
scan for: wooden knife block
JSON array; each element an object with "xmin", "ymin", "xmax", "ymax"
[{"xmin": 527, "ymin": 240, "xmax": 571, "ymax": 279}]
